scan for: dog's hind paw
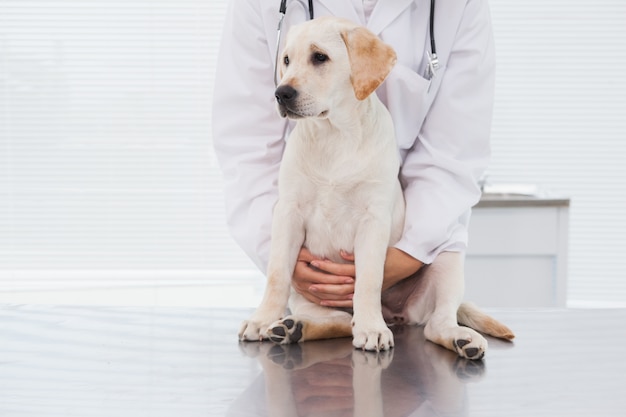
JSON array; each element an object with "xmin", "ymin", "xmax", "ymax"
[
  {"xmin": 425, "ymin": 324, "xmax": 488, "ymax": 360},
  {"xmin": 453, "ymin": 332, "xmax": 487, "ymax": 360},
  {"xmin": 268, "ymin": 317, "xmax": 304, "ymax": 344}
]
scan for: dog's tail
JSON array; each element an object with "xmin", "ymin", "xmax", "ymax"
[{"xmin": 457, "ymin": 302, "xmax": 515, "ymax": 340}]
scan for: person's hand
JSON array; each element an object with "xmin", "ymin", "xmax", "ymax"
[
  {"xmin": 292, "ymin": 248, "xmax": 356, "ymax": 308},
  {"xmin": 292, "ymin": 247, "xmax": 424, "ymax": 307}
]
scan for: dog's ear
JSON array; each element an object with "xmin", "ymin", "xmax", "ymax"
[{"xmin": 340, "ymin": 27, "xmax": 397, "ymax": 100}]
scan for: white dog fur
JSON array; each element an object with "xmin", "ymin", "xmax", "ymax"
[{"xmin": 239, "ymin": 17, "xmax": 513, "ymax": 359}]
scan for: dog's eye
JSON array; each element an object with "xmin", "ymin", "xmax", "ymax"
[
  {"xmin": 283, "ymin": 55, "xmax": 289, "ymax": 66},
  {"xmin": 312, "ymin": 53, "xmax": 329, "ymax": 64}
]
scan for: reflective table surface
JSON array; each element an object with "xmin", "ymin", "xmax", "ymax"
[{"xmin": 1, "ymin": 305, "xmax": 625, "ymax": 416}]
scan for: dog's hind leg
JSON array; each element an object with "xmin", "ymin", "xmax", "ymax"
[
  {"xmin": 407, "ymin": 252, "xmax": 489, "ymax": 360},
  {"xmin": 457, "ymin": 302, "xmax": 515, "ymax": 340},
  {"xmin": 267, "ymin": 292, "xmax": 353, "ymax": 344}
]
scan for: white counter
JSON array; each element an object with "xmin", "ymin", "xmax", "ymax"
[{"xmin": 466, "ymin": 195, "xmax": 569, "ymax": 307}]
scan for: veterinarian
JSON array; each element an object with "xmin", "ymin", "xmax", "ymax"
[{"xmin": 213, "ymin": 0, "xmax": 495, "ymax": 308}]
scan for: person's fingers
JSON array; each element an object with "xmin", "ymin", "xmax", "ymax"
[
  {"xmin": 297, "ymin": 285, "xmax": 354, "ymax": 308},
  {"xmin": 292, "ymin": 247, "xmax": 356, "ymax": 308},
  {"xmin": 293, "ymin": 263, "xmax": 354, "ymax": 307},
  {"xmin": 310, "ymin": 259, "xmax": 355, "ymax": 279},
  {"xmin": 309, "ymin": 283, "xmax": 354, "ymax": 297},
  {"xmin": 292, "ymin": 261, "xmax": 316, "ymax": 293},
  {"xmin": 296, "ymin": 286, "xmax": 353, "ymax": 307},
  {"xmin": 319, "ymin": 299, "xmax": 354, "ymax": 308},
  {"xmin": 297, "ymin": 247, "xmax": 320, "ymax": 263},
  {"xmin": 301, "ymin": 262, "xmax": 355, "ymax": 285},
  {"xmin": 339, "ymin": 250, "xmax": 355, "ymax": 262},
  {"xmin": 293, "ymin": 262, "xmax": 354, "ymax": 288}
]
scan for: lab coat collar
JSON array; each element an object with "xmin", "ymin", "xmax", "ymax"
[
  {"xmin": 316, "ymin": 0, "xmax": 415, "ymax": 35},
  {"xmin": 315, "ymin": 0, "xmax": 361, "ymax": 23},
  {"xmin": 366, "ymin": 0, "xmax": 415, "ymax": 35}
]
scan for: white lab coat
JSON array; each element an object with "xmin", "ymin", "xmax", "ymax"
[{"xmin": 212, "ymin": 0, "xmax": 495, "ymax": 272}]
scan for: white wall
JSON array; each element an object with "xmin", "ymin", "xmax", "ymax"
[
  {"xmin": 0, "ymin": 1, "xmax": 256, "ymax": 275},
  {"xmin": 1, "ymin": 0, "xmax": 625, "ymax": 307},
  {"xmin": 488, "ymin": 0, "xmax": 626, "ymax": 306}
]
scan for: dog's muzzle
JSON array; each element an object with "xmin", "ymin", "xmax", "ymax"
[
  {"xmin": 275, "ymin": 85, "xmax": 300, "ymax": 118},
  {"xmin": 275, "ymin": 85, "xmax": 325, "ymax": 119},
  {"xmin": 275, "ymin": 85, "xmax": 298, "ymax": 106}
]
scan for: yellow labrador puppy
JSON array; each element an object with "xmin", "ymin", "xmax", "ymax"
[{"xmin": 239, "ymin": 17, "xmax": 514, "ymax": 359}]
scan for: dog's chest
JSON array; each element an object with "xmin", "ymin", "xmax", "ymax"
[
  {"xmin": 297, "ymin": 179, "xmax": 371, "ymax": 259},
  {"xmin": 281, "ymin": 120, "xmax": 399, "ymax": 260}
]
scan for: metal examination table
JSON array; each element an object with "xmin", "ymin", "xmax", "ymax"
[{"xmin": 1, "ymin": 305, "xmax": 624, "ymax": 416}]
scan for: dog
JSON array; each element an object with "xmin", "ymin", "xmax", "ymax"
[{"xmin": 239, "ymin": 16, "xmax": 514, "ymax": 359}]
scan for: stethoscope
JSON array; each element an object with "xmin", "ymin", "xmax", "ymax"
[{"xmin": 274, "ymin": 0, "xmax": 439, "ymax": 87}]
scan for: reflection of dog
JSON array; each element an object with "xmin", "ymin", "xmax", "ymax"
[
  {"xmin": 233, "ymin": 327, "xmax": 485, "ymax": 417},
  {"xmin": 238, "ymin": 16, "xmax": 514, "ymax": 359}
]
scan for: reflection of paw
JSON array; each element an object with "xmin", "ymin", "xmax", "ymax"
[
  {"xmin": 238, "ymin": 340, "xmax": 304, "ymax": 370},
  {"xmin": 453, "ymin": 357, "xmax": 486, "ymax": 381},
  {"xmin": 238, "ymin": 340, "xmax": 267, "ymax": 358},
  {"xmin": 266, "ymin": 344, "xmax": 304, "ymax": 370},
  {"xmin": 352, "ymin": 348, "xmax": 394, "ymax": 370},
  {"xmin": 452, "ymin": 329, "xmax": 487, "ymax": 360},
  {"xmin": 268, "ymin": 317, "xmax": 304, "ymax": 344},
  {"xmin": 352, "ymin": 319, "xmax": 394, "ymax": 351}
]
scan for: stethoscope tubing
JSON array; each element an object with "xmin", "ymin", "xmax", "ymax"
[{"xmin": 274, "ymin": 0, "xmax": 437, "ymax": 86}]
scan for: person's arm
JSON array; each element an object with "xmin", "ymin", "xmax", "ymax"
[
  {"xmin": 394, "ymin": 0, "xmax": 495, "ymax": 264},
  {"xmin": 212, "ymin": 0, "xmax": 286, "ymax": 271}
]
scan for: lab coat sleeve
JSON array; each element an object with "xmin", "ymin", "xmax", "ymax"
[
  {"xmin": 394, "ymin": 0, "xmax": 495, "ymax": 264},
  {"xmin": 212, "ymin": 0, "xmax": 286, "ymax": 272}
]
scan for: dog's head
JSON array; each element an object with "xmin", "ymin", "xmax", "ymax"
[{"xmin": 275, "ymin": 17, "xmax": 397, "ymax": 120}]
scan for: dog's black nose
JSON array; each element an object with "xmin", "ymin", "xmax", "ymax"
[{"xmin": 275, "ymin": 85, "xmax": 298, "ymax": 105}]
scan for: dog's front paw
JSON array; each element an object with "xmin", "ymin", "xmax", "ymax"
[
  {"xmin": 239, "ymin": 317, "xmax": 274, "ymax": 342},
  {"xmin": 267, "ymin": 317, "xmax": 304, "ymax": 344},
  {"xmin": 352, "ymin": 319, "xmax": 394, "ymax": 351},
  {"xmin": 453, "ymin": 329, "xmax": 487, "ymax": 360},
  {"xmin": 239, "ymin": 304, "xmax": 289, "ymax": 342}
]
